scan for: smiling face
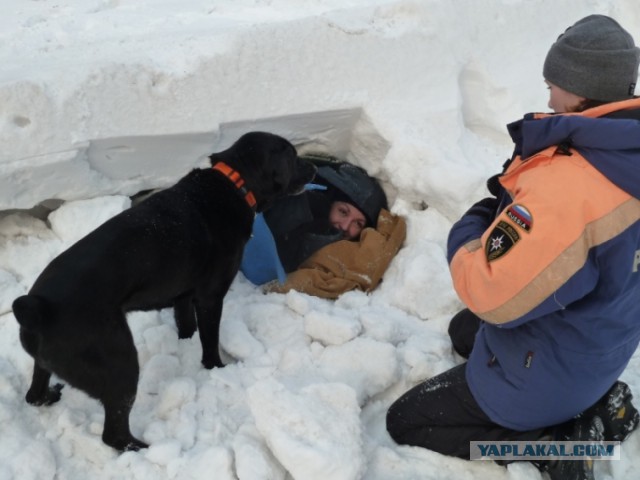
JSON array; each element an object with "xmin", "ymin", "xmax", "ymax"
[
  {"xmin": 329, "ymin": 201, "xmax": 366, "ymax": 240},
  {"xmin": 545, "ymin": 80, "xmax": 586, "ymax": 113}
]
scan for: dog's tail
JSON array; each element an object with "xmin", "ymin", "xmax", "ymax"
[{"xmin": 12, "ymin": 295, "xmax": 48, "ymax": 332}]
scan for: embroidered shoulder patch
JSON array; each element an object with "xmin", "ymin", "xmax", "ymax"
[
  {"xmin": 486, "ymin": 220, "xmax": 520, "ymax": 262},
  {"xmin": 505, "ymin": 204, "xmax": 533, "ymax": 232}
]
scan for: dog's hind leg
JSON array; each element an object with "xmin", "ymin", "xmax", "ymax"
[
  {"xmin": 96, "ymin": 319, "xmax": 148, "ymax": 452},
  {"xmin": 19, "ymin": 330, "xmax": 64, "ymax": 406},
  {"xmin": 102, "ymin": 396, "xmax": 148, "ymax": 452},
  {"xmin": 50, "ymin": 314, "xmax": 147, "ymax": 452},
  {"xmin": 174, "ymin": 292, "xmax": 196, "ymax": 339},
  {"xmin": 25, "ymin": 363, "xmax": 64, "ymax": 406}
]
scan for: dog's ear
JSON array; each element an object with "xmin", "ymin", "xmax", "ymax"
[
  {"xmin": 208, "ymin": 132, "xmax": 310, "ymax": 212},
  {"xmin": 252, "ymin": 146, "xmax": 317, "ymax": 212},
  {"xmin": 208, "ymin": 148, "xmax": 231, "ymax": 166},
  {"xmin": 209, "ymin": 131, "xmax": 289, "ymax": 166},
  {"xmin": 250, "ymin": 138, "xmax": 296, "ymax": 208}
]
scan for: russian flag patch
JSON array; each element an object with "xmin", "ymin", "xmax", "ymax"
[{"xmin": 506, "ymin": 204, "xmax": 533, "ymax": 232}]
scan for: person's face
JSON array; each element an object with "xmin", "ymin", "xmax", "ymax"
[
  {"xmin": 545, "ymin": 80, "xmax": 586, "ymax": 113},
  {"xmin": 329, "ymin": 201, "xmax": 366, "ymax": 240}
]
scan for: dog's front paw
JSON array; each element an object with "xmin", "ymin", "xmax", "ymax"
[
  {"xmin": 201, "ymin": 355, "xmax": 224, "ymax": 369},
  {"xmin": 103, "ymin": 433, "xmax": 149, "ymax": 453},
  {"xmin": 177, "ymin": 326, "xmax": 196, "ymax": 339},
  {"xmin": 26, "ymin": 383, "xmax": 64, "ymax": 406},
  {"xmin": 124, "ymin": 438, "xmax": 149, "ymax": 452}
]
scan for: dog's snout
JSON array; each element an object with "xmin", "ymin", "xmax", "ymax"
[
  {"xmin": 283, "ymin": 158, "xmax": 318, "ymax": 196},
  {"xmin": 300, "ymin": 159, "xmax": 318, "ymax": 183}
]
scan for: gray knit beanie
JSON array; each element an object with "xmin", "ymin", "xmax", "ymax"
[{"xmin": 543, "ymin": 15, "xmax": 640, "ymax": 101}]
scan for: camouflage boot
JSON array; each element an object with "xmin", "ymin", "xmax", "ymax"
[
  {"xmin": 541, "ymin": 415, "xmax": 605, "ymax": 480},
  {"xmin": 583, "ymin": 381, "xmax": 640, "ymax": 442}
]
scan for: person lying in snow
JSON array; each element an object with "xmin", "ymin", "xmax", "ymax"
[
  {"xmin": 240, "ymin": 155, "xmax": 406, "ymax": 298},
  {"xmin": 386, "ymin": 14, "xmax": 640, "ymax": 480}
]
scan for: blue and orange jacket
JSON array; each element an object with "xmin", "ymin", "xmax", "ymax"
[{"xmin": 447, "ymin": 97, "xmax": 640, "ymax": 430}]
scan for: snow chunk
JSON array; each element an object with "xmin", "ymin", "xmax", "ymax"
[
  {"xmin": 304, "ymin": 310, "xmax": 362, "ymax": 346},
  {"xmin": 233, "ymin": 423, "xmax": 287, "ymax": 480},
  {"xmin": 317, "ymin": 337, "xmax": 399, "ymax": 404},
  {"xmin": 139, "ymin": 354, "xmax": 181, "ymax": 395},
  {"xmin": 0, "ymin": 269, "xmax": 24, "ymax": 314},
  {"xmin": 155, "ymin": 377, "xmax": 197, "ymax": 418},
  {"xmin": 48, "ymin": 195, "xmax": 131, "ymax": 246},
  {"xmin": 247, "ymin": 378, "xmax": 364, "ymax": 480},
  {"xmin": 145, "ymin": 439, "xmax": 182, "ymax": 466}
]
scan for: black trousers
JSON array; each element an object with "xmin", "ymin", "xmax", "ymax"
[{"xmin": 386, "ymin": 309, "xmax": 546, "ymax": 459}]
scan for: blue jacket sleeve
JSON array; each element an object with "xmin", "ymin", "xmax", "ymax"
[
  {"xmin": 447, "ymin": 197, "xmax": 499, "ymax": 263},
  {"xmin": 240, "ymin": 213, "xmax": 287, "ymax": 285}
]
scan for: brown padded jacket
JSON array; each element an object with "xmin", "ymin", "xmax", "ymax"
[{"xmin": 265, "ymin": 209, "xmax": 406, "ymax": 299}]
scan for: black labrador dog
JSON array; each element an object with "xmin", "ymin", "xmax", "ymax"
[{"xmin": 12, "ymin": 131, "xmax": 317, "ymax": 452}]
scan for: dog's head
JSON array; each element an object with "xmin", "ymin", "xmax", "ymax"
[{"xmin": 209, "ymin": 132, "xmax": 317, "ymax": 212}]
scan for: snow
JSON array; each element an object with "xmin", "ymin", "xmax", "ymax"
[{"xmin": 1, "ymin": 0, "xmax": 639, "ymax": 479}]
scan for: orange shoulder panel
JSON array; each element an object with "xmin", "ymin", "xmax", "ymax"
[{"xmin": 450, "ymin": 147, "xmax": 637, "ymax": 323}]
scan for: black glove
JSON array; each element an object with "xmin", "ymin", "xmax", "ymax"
[
  {"xmin": 464, "ymin": 197, "xmax": 499, "ymax": 220},
  {"xmin": 486, "ymin": 174, "xmax": 503, "ymax": 197}
]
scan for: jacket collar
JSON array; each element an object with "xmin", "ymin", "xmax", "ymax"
[
  {"xmin": 507, "ymin": 97, "xmax": 640, "ymax": 160},
  {"xmin": 507, "ymin": 97, "xmax": 640, "ymax": 200}
]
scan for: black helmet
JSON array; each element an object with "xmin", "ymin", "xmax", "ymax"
[{"xmin": 315, "ymin": 162, "xmax": 388, "ymax": 228}]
